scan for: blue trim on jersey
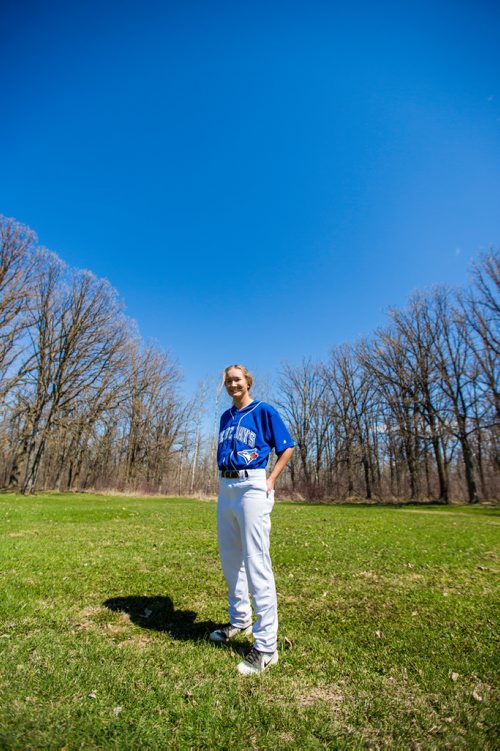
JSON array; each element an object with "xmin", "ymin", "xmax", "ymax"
[{"xmin": 217, "ymin": 400, "xmax": 296, "ymax": 470}]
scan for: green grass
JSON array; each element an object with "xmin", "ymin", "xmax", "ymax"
[{"xmin": 0, "ymin": 493, "xmax": 498, "ymax": 750}]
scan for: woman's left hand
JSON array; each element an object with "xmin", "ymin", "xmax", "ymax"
[{"xmin": 266, "ymin": 477, "xmax": 275, "ymax": 493}]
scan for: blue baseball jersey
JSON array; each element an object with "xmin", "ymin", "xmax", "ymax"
[{"xmin": 217, "ymin": 400, "xmax": 295, "ymax": 470}]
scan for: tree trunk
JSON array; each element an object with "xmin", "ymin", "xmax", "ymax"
[
  {"xmin": 22, "ymin": 436, "xmax": 46, "ymax": 494},
  {"xmin": 460, "ymin": 431, "xmax": 479, "ymax": 503}
]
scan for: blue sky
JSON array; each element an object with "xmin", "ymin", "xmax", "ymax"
[{"xmin": 2, "ymin": 0, "xmax": 499, "ymax": 400}]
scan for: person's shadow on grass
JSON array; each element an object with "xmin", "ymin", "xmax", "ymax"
[{"xmin": 102, "ymin": 595, "xmax": 220, "ymax": 643}]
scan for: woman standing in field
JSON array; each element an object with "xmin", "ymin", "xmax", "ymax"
[{"xmin": 209, "ymin": 365, "xmax": 295, "ymax": 675}]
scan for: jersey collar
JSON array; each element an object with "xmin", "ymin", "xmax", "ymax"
[{"xmin": 231, "ymin": 399, "xmax": 260, "ymax": 416}]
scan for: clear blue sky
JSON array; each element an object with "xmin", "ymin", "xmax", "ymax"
[{"xmin": 2, "ymin": 0, "xmax": 499, "ymax": 399}]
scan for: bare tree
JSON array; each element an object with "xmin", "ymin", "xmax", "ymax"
[
  {"xmin": 0, "ymin": 216, "xmax": 39, "ymax": 399},
  {"xmin": 324, "ymin": 345, "xmax": 377, "ymax": 499},
  {"xmin": 120, "ymin": 341, "xmax": 182, "ymax": 491},
  {"xmin": 277, "ymin": 360, "xmax": 327, "ymax": 496},
  {"xmin": 461, "ymin": 252, "xmax": 499, "ymax": 424},
  {"xmin": 360, "ymin": 331, "xmax": 422, "ymax": 500},
  {"xmin": 17, "ymin": 258, "xmax": 129, "ymax": 494},
  {"xmin": 388, "ymin": 295, "xmax": 451, "ymax": 502},
  {"xmin": 432, "ymin": 289, "xmax": 481, "ymax": 503}
]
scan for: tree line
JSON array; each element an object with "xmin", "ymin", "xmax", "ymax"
[
  {"xmin": 0, "ymin": 216, "xmax": 188, "ymax": 495},
  {"xmin": 276, "ymin": 258, "xmax": 498, "ymax": 503},
  {"xmin": 0, "ymin": 214, "xmax": 498, "ymax": 501}
]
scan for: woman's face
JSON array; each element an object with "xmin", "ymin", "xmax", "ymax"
[{"xmin": 224, "ymin": 367, "xmax": 250, "ymax": 402}]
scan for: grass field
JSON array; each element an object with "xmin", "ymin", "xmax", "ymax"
[{"xmin": 0, "ymin": 493, "xmax": 498, "ymax": 750}]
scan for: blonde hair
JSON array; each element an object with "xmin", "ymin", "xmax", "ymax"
[{"xmin": 223, "ymin": 364, "xmax": 254, "ymax": 390}]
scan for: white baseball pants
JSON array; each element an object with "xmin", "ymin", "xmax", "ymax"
[{"xmin": 217, "ymin": 469, "xmax": 277, "ymax": 653}]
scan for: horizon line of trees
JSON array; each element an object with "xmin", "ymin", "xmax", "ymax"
[
  {"xmin": 0, "ymin": 214, "xmax": 498, "ymax": 502},
  {"xmin": 0, "ymin": 215, "xmax": 189, "ymax": 496},
  {"xmin": 276, "ymin": 257, "xmax": 498, "ymax": 503}
]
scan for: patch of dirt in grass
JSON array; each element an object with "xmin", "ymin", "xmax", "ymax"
[
  {"xmin": 74, "ymin": 605, "xmax": 130, "ymax": 632},
  {"xmin": 109, "ymin": 610, "xmax": 131, "ymax": 626},
  {"xmin": 356, "ymin": 570, "xmax": 426, "ymax": 587},
  {"xmin": 116, "ymin": 634, "xmax": 154, "ymax": 650},
  {"xmin": 269, "ymin": 677, "xmax": 346, "ymax": 715},
  {"xmin": 104, "ymin": 623, "xmax": 129, "ymax": 635},
  {"xmin": 390, "ymin": 573, "xmax": 426, "ymax": 586},
  {"xmin": 276, "ymin": 593, "xmax": 301, "ymax": 604},
  {"xmin": 296, "ymin": 684, "xmax": 344, "ymax": 711},
  {"xmin": 483, "ymin": 550, "xmax": 498, "ymax": 556},
  {"xmin": 73, "ymin": 605, "xmax": 100, "ymax": 627},
  {"xmin": 357, "ymin": 571, "xmax": 379, "ymax": 579}
]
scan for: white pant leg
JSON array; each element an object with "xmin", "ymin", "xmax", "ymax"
[
  {"xmin": 235, "ymin": 477, "xmax": 278, "ymax": 653},
  {"xmin": 217, "ymin": 480, "xmax": 252, "ymax": 628}
]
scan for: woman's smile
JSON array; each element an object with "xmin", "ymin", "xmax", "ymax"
[{"xmin": 224, "ymin": 367, "xmax": 252, "ymax": 407}]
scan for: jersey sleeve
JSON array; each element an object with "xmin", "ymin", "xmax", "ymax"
[{"xmin": 265, "ymin": 405, "xmax": 296, "ymax": 454}]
